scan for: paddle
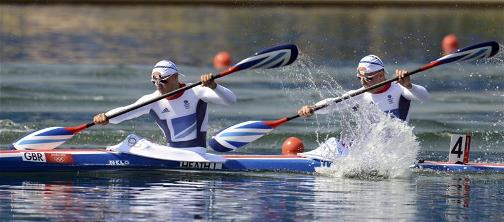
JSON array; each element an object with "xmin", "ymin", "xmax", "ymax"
[
  {"xmin": 209, "ymin": 41, "xmax": 501, "ymax": 152},
  {"xmin": 12, "ymin": 44, "xmax": 299, "ymax": 150}
]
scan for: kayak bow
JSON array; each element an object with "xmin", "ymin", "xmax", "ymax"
[{"xmin": 0, "ymin": 149, "xmax": 329, "ymax": 173}]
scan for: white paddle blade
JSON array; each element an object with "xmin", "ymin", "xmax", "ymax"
[
  {"xmin": 233, "ymin": 44, "xmax": 298, "ymax": 71},
  {"xmin": 436, "ymin": 41, "xmax": 500, "ymax": 64},
  {"xmin": 209, "ymin": 121, "xmax": 275, "ymax": 152},
  {"xmin": 12, "ymin": 127, "xmax": 76, "ymax": 150}
]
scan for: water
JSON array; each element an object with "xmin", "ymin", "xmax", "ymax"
[
  {"xmin": 2, "ymin": 171, "xmax": 504, "ymax": 221},
  {"xmin": 2, "ymin": 6, "xmax": 504, "ymax": 65},
  {"xmin": 2, "ymin": 4, "xmax": 504, "ymax": 221}
]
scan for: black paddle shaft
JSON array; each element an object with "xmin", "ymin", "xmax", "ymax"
[
  {"xmin": 87, "ymin": 75, "xmax": 224, "ymax": 128},
  {"xmin": 285, "ymin": 67, "xmax": 425, "ymax": 122}
]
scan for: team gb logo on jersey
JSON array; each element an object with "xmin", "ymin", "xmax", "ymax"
[{"xmin": 387, "ymin": 95, "xmax": 393, "ymax": 104}]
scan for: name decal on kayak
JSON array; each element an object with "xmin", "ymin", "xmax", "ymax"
[
  {"xmin": 320, "ymin": 160, "xmax": 332, "ymax": 168},
  {"xmin": 22, "ymin": 152, "xmax": 74, "ymax": 164},
  {"xmin": 22, "ymin": 152, "xmax": 46, "ymax": 163},
  {"xmin": 180, "ymin": 162, "xmax": 223, "ymax": 170},
  {"xmin": 108, "ymin": 160, "xmax": 130, "ymax": 166}
]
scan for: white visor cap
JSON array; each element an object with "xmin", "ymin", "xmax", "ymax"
[
  {"xmin": 357, "ymin": 55, "xmax": 385, "ymax": 74},
  {"xmin": 152, "ymin": 60, "xmax": 183, "ymax": 78}
]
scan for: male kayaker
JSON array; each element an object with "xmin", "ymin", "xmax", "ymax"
[
  {"xmin": 297, "ymin": 55, "xmax": 430, "ymax": 157},
  {"xmin": 93, "ymin": 60, "xmax": 236, "ymax": 160}
]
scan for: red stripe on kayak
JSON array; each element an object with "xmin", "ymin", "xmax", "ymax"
[
  {"xmin": 424, "ymin": 161, "xmax": 504, "ymax": 167},
  {"xmin": 0, "ymin": 150, "xmax": 305, "ymax": 159},
  {"xmin": 0, "ymin": 149, "xmax": 109, "ymax": 154},
  {"xmin": 223, "ymin": 155, "xmax": 304, "ymax": 159}
]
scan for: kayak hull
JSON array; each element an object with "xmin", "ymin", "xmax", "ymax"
[
  {"xmin": 415, "ymin": 161, "xmax": 504, "ymax": 173},
  {"xmin": 0, "ymin": 149, "xmax": 330, "ymax": 173},
  {"xmin": 2, "ymin": 149, "xmax": 504, "ymax": 173}
]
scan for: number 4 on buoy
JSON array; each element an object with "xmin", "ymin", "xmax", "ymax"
[{"xmin": 448, "ymin": 134, "xmax": 471, "ymax": 164}]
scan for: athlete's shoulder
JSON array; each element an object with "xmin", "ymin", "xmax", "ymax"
[
  {"xmin": 141, "ymin": 91, "xmax": 160, "ymax": 99},
  {"xmin": 188, "ymin": 84, "xmax": 207, "ymax": 96},
  {"xmin": 390, "ymin": 81, "xmax": 402, "ymax": 87},
  {"xmin": 128, "ymin": 91, "xmax": 159, "ymax": 109},
  {"xmin": 191, "ymin": 84, "xmax": 206, "ymax": 91},
  {"xmin": 386, "ymin": 82, "xmax": 405, "ymax": 91}
]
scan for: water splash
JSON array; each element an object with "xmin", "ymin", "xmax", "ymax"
[
  {"xmin": 317, "ymin": 104, "xmax": 420, "ymax": 179},
  {"xmin": 0, "ymin": 119, "xmax": 33, "ymax": 132},
  {"xmin": 275, "ymin": 53, "xmax": 420, "ymax": 179},
  {"xmin": 273, "ymin": 53, "xmax": 348, "ymax": 143}
]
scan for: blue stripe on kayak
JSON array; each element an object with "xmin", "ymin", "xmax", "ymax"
[
  {"xmin": 416, "ymin": 163, "xmax": 504, "ymax": 172},
  {"xmin": 236, "ymin": 122, "xmax": 272, "ymax": 129},
  {"xmin": 220, "ymin": 132, "xmax": 263, "ymax": 137},
  {"xmin": 0, "ymin": 151, "xmax": 322, "ymax": 172},
  {"xmin": 19, "ymin": 139, "xmax": 68, "ymax": 145},
  {"xmin": 37, "ymin": 128, "xmax": 73, "ymax": 136}
]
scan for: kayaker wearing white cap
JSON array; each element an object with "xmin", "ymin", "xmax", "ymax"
[
  {"xmin": 296, "ymin": 55, "xmax": 430, "ymax": 159},
  {"xmin": 93, "ymin": 60, "xmax": 236, "ymax": 153},
  {"xmin": 298, "ymin": 55, "xmax": 430, "ymax": 121}
]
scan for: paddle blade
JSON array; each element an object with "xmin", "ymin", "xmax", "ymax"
[
  {"xmin": 436, "ymin": 41, "xmax": 500, "ymax": 64},
  {"xmin": 209, "ymin": 118, "xmax": 288, "ymax": 152},
  {"xmin": 12, "ymin": 124, "xmax": 87, "ymax": 150},
  {"xmin": 232, "ymin": 44, "xmax": 298, "ymax": 71}
]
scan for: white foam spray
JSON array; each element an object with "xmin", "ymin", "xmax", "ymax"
[
  {"xmin": 316, "ymin": 103, "xmax": 420, "ymax": 179},
  {"xmin": 275, "ymin": 53, "xmax": 420, "ymax": 179}
]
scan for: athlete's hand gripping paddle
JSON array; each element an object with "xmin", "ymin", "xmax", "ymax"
[
  {"xmin": 209, "ymin": 41, "xmax": 500, "ymax": 152},
  {"xmin": 12, "ymin": 44, "xmax": 299, "ymax": 150}
]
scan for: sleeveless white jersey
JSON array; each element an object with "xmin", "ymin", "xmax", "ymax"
[
  {"xmin": 315, "ymin": 82, "xmax": 430, "ymax": 122},
  {"xmin": 105, "ymin": 84, "xmax": 236, "ymax": 148}
]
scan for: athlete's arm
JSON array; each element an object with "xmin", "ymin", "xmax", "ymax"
[
  {"xmin": 197, "ymin": 73, "xmax": 237, "ymax": 105},
  {"xmin": 104, "ymin": 94, "xmax": 155, "ymax": 124},
  {"xmin": 299, "ymin": 90, "xmax": 362, "ymax": 117},
  {"xmin": 314, "ymin": 90, "xmax": 362, "ymax": 115},
  {"xmin": 401, "ymin": 84, "xmax": 431, "ymax": 101},
  {"xmin": 396, "ymin": 69, "xmax": 430, "ymax": 101},
  {"xmin": 197, "ymin": 85, "xmax": 237, "ymax": 105}
]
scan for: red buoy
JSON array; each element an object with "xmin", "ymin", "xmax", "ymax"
[
  {"xmin": 213, "ymin": 51, "xmax": 232, "ymax": 71},
  {"xmin": 442, "ymin": 34, "xmax": 459, "ymax": 55},
  {"xmin": 281, "ymin": 137, "xmax": 304, "ymax": 155}
]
